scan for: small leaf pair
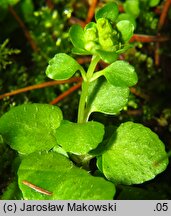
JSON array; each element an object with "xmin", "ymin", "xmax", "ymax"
[{"xmin": 0, "ymin": 104, "xmax": 105, "ymax": 156}]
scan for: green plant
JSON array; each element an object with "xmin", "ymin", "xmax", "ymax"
[
  {"xmin": 0, "ymin": 0, "xmax": 76, "ymax": 116},
  {"xmin": 117, "ymin": 0, "xmax": 160, "ymax": 33},
  {"xmin": 0, "ymin": 2, "xmax": 169, "ymax": 200},
  {"xmin": 0, "ymin": 39, "xmax": 20, "ymax": 70}
]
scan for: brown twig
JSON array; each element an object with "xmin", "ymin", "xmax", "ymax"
[
  {"xmin": 46, "ymin": 0, "xmax": 54, "ymax": 10},
  {"xmin": 0, "ymin": 77, "xmax": 82, "ymax": 100},
  {"xmin": 8, "ymin": 6, "xmax": 39, "ymax": 52},
  {"xmin": 154, "ymin": 41, "xmax": 160, "ymax": 66},
  {"xmin": 132, "ymin": 34, "xmax": 167, "ymax": 67},
  {"xmin": 127, "ymin": 109, "xmax": 143, "ymax": 116},
  {"xmin": 50, "ymin": 82, "xmax": 82, "ymax": 105},
  {"xmin": 50, "ymin": 81, "xmax": 148, "ymax": 105},
  {"xmin": 130, "ymin": 87, "xmax": 149, "ymax": 100},
  {"xmin": 118, "ymin": 4, "xmax": 124, "ymax": 13},
  {"xmin": 155, "ymin": 0, "xmax": 171, "ymax": 65},
  {"xmin": 130, "ymin": 34, "xmax": 170, "ymax": 43},
  {"xmin": 69, "ymin": 16, "xmax": 85, "ymax": 28},
  {"xmin": 85, "ymin": 0, "xmax": 98, "ymax": 24},
  {"xmin": 22, "ymin": 180, "xmax": 52, "ymax": 196},
  {"xmin": 154, "ymin": 5, "xmax": 162, "ymax": 14},
  {"xmin": 76, "ymin": 57, "xmax": 92, "ymax": 64},
  {"xmin": 158, "ymin": 0, "xmax": 171, "ymax": 31},
  {"xmin": 0, "ymin": 78, "xmax": 148, "ymax": 105}
]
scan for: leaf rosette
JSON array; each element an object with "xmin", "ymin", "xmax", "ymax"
[{"xmin": 69, "ymin": 2, "xmax": 134, "ymax": 63}]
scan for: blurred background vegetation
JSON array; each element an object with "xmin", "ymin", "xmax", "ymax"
[{"xmin": 0, "ymin": 0, "xmax": 171, "ymax": 199}]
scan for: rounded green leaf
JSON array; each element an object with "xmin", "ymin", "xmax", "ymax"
[
  {"xmin": 96, "ymin": 50, "xmax": 118, "ymax": 63},
  {"xmin": 0, "ymin": 104, "xmax": 63, "ymax": 154},
  {"xmin": 96, "ymin": 156, "xmax": 103, "ymax": 172},
  {"xmin": 84, "ymin": 22, "xmax": 97, "ymax": 42},
  {"xmin": 95, "ymin": 2, "xmax": 119, "ymax": 23},
  {"xmin": 149, "ymin": 0, "xmax": 160, "ymax": 7},
  {"xmin": 103, "ymin": 60, "xmax": 138, "ymax": 87},
  {"xmin": 46, "ymin": 53, "xmax": 81, "ymax": 80},
  {"xmin": 116, "ymin": 20, "xmax": 134, "ymax": 42},
  {"xmin": 69, "ymin": 24, "xmax": 85, "ymax": 49},
  {"xmin": 123, "ymin": 0, "xmax": 140, "ymax": 18},
  {"xmin": 100, "ymin": 122, "xmax": 169, "ymax": 185},
  {"xmin": 87, "ymin": 77, "xmax": 129, "ymax": 115},
  {"xmin": 21, "ymin": 0, "xmax": 34, "ymax": 23},
  {"xmin": 84, "ymin": 22, "xmax": 97, "ymax": 31},
  {"xmin": 84, "ymin": 22, "xmax": 99, "ymax": 52},
  {"xmin": 18, "ymin": 151, "xmax": 115, "ymax": 199},
  {"xmin": 116, "ymin": 13, "xmax": 136, "ymax": 29},
  {"xmin": 55, "ymin": 120, "xmax": 105, "ymax": 155}
]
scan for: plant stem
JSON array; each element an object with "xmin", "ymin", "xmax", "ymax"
[
  {"xmin": 79, "ymin": 67, "xmax": 87, "ymax": 81},
  {"xmin": 90, "ymin": 70, "xmax": 105, "ymax": 82},
  {"xmin": 77, "ymin": 55, "xmax": 100, "ymax": 123}
]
